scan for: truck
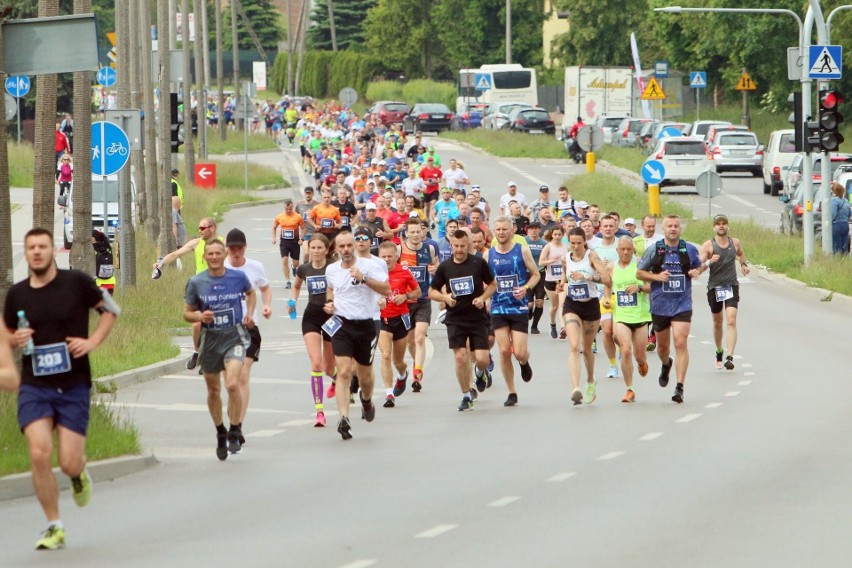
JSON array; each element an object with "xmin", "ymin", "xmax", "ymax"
[{"xmin": 561, "ymin": 66, "xmax": 635, "ymax": 135}]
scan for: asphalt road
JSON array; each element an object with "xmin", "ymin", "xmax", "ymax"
[{"xmin": 2, "ymin": 140, "xmax": 849, "ymax": 567}]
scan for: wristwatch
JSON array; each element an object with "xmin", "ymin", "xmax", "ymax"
[{"xmin": 361, "ymin": 275, "xmax": 370, "ymax": 284}]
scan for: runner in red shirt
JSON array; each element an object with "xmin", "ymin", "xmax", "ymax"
[
  {"xmin": 377, "ymin": 241, "xmax": 420, "ymax": 408},
  {"xmin": 418, "ymin": 155, "xmax": 443, "ymax": 223}
]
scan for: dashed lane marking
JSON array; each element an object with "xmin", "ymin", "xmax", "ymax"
[
  {"xmin": 246, "ymin": 429, "xmax": 286, "ymax": 437},
  {"xmin": 738, "ymin": 380, "xmax": 752, "ymax": 386},
  {"xmin": 741, "ymin": 363, "xmax": 753, "ymax": 368},
  {"xmin": 547, "ymin": 472, "xmax": 577, "ymax": 482},
  {"xmin": 704, "ymin": 402, "xmax": 723, "ymax": 409},
  {"xmin": 724, "ymin": 391, "xmax": 740, "ymax": 397},
  {"xmin": 639, "ymin": 432, "xmax": 664, "ymax": 441},
  {"xmin": 106, "ymin": 401, "xmax": 301, "ymax": 414},
  {"xmin": 597, "ymin": 451, "xmax": 625, "ymax": 461},
  {"xmin": 415, "ymin": 524, "xmax": 458, "ymax": 539},
  {"xmin": 744, "ymin": 372, "xmax": 755, "ymax": 376},
  {"xmin": 488, "ymin": 496, "xmax": 521, "ymax": 508},
  {"xmin": 338, "ymin": 560, "xmax": 377, "ymax": 568},
  {"xmin": 676, "ymin": 413, "xmax": 702, "ymax": 423}
]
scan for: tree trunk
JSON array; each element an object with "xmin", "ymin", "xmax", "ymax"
[
  {"xmin": 0, "ymin": 26, "xmax": 15, "ymax": 300},
  {"xmin": 157, "ymin": 0, "xmax": 176, "ymax": 256},
  {"xmin": 215, "ymin": 0, "xmax": 225, "ymax": 141},
  {"xmin": 129, "ymin": 0, "xmax": 146, "ymax": 229},
  {"xmin": 326, "ymin": 0, "xmax": 337, "ymax": 52},
  {"xmin": 231, "ymin": 0, "xmax": 242, "ymax": 133},
  {"xmin": 200, "ymin": 0, "xmax": 210, "ymax": 88},
  {"xmin": 117, "ymin": 0, "xmax": 137, "ymax": 286},
  {"xmin": 32, "ymin": 0, "xmax": 60, "ymax": 231},
  {"xmin": 193, "ymin": 0, "xmax": 207, "ymax": 162},
  {"xmin": 285, "ymin": 0, "xmax": 293, "ymax": 94},
  {"xmin": 294, "ymin": 0, "xmax": 308, "ymax": 96},
  {"xmin": 70, "ymin": 0, "xmax": 95, "ymax": 275},
  {"xmin": 143, "ymin": 0, "xmax": 160, "ymax": 242},
  {"xmin": 182, "ymin": 0, "xmax": 195, "ymax": 182}
]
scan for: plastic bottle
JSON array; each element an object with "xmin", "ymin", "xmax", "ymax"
[
  {"xmin": 287, "ymin": 299, "xmax": 297, "ymax": 319},
  {"xmin": 152, "ymin": 257, "xmax": 163, "ymax": 280},
  {"xmin": 16, "ymin": 310, "xmax": 34, "ymax": 356}
]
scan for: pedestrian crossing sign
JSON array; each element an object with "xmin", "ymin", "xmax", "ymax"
[
  {"xmin": 808, "ymin": 45, "xmax": 843, "ymax": 80},
  {"xmin": 735, "ymin": 72, "xmax": 756, "ymax": 91},
  {"xmin": 474, "ymin": 73, "xmax": 492, "ymax": 91},
  {"xmin": 690, "ymin": 71, "xmax": 707, "ymax": 89},
  {"xmin": 641, "ymin": 77, "xmax": 665, "ymax": 101}
]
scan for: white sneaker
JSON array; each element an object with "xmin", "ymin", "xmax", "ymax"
[
  {"xmin": 435, "ymin": 309, "xmax": 447, "ymax": 325},
  {"xmin": 606, "ymin": 365, "xmax": 619, "ymax": 379}
]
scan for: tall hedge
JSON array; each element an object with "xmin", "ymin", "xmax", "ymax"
[{"xmin": 270, "ymin": 50, "xmax": 383, "ymax": 99}]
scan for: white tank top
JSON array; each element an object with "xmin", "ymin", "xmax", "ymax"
[
  {"xmin": 545, "ymin": 242, "xmax": 568, "ymax": 282},
  {"xmin": 565, "ymin": 248, "xmax": 596, "ymax": 302}
]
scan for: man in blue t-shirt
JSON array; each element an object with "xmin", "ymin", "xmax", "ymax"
[{"xmin": 433, "ymin": 187, "xmax": 460, "ymax": 239}]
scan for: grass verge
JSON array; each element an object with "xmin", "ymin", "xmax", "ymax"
[
  {"xmin": 212, "ymin": 160, "xmax": 286, "ymax": 191},
  {"xmin": 205, "ymin": 132, "xmax": 279, "ymax": 154},
  {"xmin": 9, "ymin": 141, "xmax": 34, "ymax": 188},
  {"xmin": 440, "ymin": 130, "xmax": 566, "ymax": 159},
  {"xmin": 597, "ymin": 145, "xmax": 648, "ymax": 174},
  {"xmin": 568, "ymin": 172, "xmax": 692, "ymax": 223}
]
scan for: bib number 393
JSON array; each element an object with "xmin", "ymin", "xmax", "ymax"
[
  {"xmin": 32, "ymin": 343, "xmax": 72, "ymax": 377},
  {"xmin": 616, "ymin": 291, "xmax": 638, "ymax": 307}
]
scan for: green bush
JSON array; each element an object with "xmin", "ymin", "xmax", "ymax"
[
  {"xmin": 401, "ymin": 79, "xmax": 456, "ymax": 108},
  {"xmin": 269, "ymin": 51, "xmax": 383, "ymax": 98},
  {"xmin": 366, "ymin": 81, "xmax": 404, "ymax": 103}
]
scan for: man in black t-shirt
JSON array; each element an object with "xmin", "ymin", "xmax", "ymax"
[
  {"xmin": 331, "ymin": 185, "xmax": 357, "ymax": 232},
  {"xmin": 4, "ymin": 228, "xmax": 118, "ymax": 551},
  {"xmin": 429, "ymin": 229, "xmax": 496, "ymax": 411}
]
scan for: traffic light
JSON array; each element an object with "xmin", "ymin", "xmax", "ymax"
[
  {"xmin": 170, "ymin": 92, "xmax": 184, "ymax": 151},
  {"xmin": 818, "ymin": 90, "xmax": 844, "ymax": 152},
  {"xmin": 787, "ymin": 91, "xmax": 804, "ymax": 153}
]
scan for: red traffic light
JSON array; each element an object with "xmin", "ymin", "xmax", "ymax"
[{"xmin": 821, "ymin": 90, "xmax": 843, "ymax": 110}]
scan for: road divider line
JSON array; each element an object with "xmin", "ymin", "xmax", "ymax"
[
  {"xmin": 338, "ymin": 560, "xmax": 377, "ymax": 568},
  {"xmin": 704, "ymin": 402, "xmax": 723, "ymax": 409},
  {"xmin": 639, "ymin": 432, "xmax": 664, "ymax": 441},
  {"xmin": 724, "ymin": 391, "xmax": 740, "ymax": 397},
  {"xmin": 246, "ymin": 429, "xmax": 286, "ymax": 437},
  {"xmin": 488, "ymin": 496, "xmax": 521, "ymax": 508},
  {"xmin": 699, "ymin": 340, "xmax": 713, "ymax": 345},
  {"xmin": 547, "ymin": 472, "xmax": 577, "ymax": 482},
  {"xmin": 676, "ymin": 413, "xmax": 702, "ymax": 423},
  {"xmin": 726, "ymin": 194, "xmax": 757, "ymax": 208},
  {"xmin": 741, "ymin": 363, "xmax": 753, "ymax": 368},
  {"xmin": 737, "ymin": 380, "xmax": 752, "ymax": 386},
  {"xmin": 597, "ymin": 451, "xmax": 625, "ymax": 461},
  {"xmin": 277, "ymin": 419, "xmax": 317, "ymax": 427},
  {"xmin": 415, "ymin": 524, "xmax": 459, "ymax": 539},
  {"xmin": 744, "ymin": 372, "xmax": 755, "ymax": 377}
]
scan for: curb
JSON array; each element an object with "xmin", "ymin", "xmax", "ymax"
[
  {"xmin": 0, "ymin": 454, "xmax": 158, "ymax": 502},
  {"xmin": 94, "ymin": 356, "xmax": 188, "ymax": 390}
]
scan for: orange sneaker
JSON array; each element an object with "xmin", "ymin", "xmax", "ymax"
[
  {"xmin": 638, "ymin": 361, "xmax": 649, "ymax": 377},
  {"xmin": 621, "ymin": 389, "xmax": 635, "ymax": 403}
]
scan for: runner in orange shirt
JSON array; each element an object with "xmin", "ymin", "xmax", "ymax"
[
  {"xmin": 307, "ymin": 190, "xmax": 343, "ymax": 241},
  {"xmin": 272, "ymin": 199, "xmax": 306, "ymax": 289}
]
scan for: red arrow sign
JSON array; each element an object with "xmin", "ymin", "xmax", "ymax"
[{"xmin": 194, "ymin": 163, "xmax": 216, "ymax": 189}]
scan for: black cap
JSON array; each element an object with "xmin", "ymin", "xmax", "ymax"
[
  {"xmin": 225, "ymin": 228, "xmax": 247, "ymax": 247},
  {"xmin": 171, "ymin": 168, "xmax": 179, "ymax": 175},
  {"xmin": 354, "ymin": 226, "xmax": 372, "ymax": 238},
  {"xmin": 539, "ymin": 185, "xmax": 549, "ymax": 192},
  {"xmin": 528, "ymin": 221, "xmax": 542, "ymax": 229}
]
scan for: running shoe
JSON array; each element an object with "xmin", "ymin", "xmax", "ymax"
[
  {"xmin": 337, "ymin": 416, "xmax": 352, "ymax": 440},
  {"xmin": 622, "ymin": 389, "xmax": 635, "ymax": 403},
  {"xmin": 659, "ymin": 357, "xmax": 673, "ymax": 387},
  {"xmin": 412, "ymin": 379, "xmax": 422, "ymax": 393},
  {"xmin": 285, "ymin": 281, "xmax": 292, "ymax": 289},
  {"xmin": 672, "ymin": 384, "xmax": 684, "ymax": 404},
  {"xmin": 591, "ymin": 339, "xmax": 597, "ymax": 353},
  {"xmin": 520, "ymin": 361, "xmax": 533, "ymax": 383},
  {"xmin": 314, "ymin": 411, "xmax": 326, "ymax": 427},
  {"xmin": 724, "ymin": 355, "xmax": 735, "ymax": 371},
  {"xmin": 488, "ymin": 353, "xmax": 495, "ymax": 373},
  {"xmin": 326, "ymin": 381, "xmax": 336, "ymax": 399},
  {"xmin": 606, "ymin": 365, "xmax": 619, "ymax": 379},
  {"xmin": 504, "ymin": 393, "xmax": 518, "ymax": 407},
  {"xmin": 715, "ymin": 350, "xmax": 724, "ymax": 370},
  {"xmin": 435, "ymin": 309, "xmax": 447, "ymax": 325},
  {"xmin": 559, "ymin": 327, "xmax": 567, "ymax": 339},
  {"xmin": 638, "ymin": 360, "xmax": 649, "ymax": 377},
  {"xmin": 583, "ymin": 382, "xmax": 597, "ymax": 404},
  {"xmin": 35, "ymin": 525, "xmax": 65, "ymax": 550},
  {"xmin": 571, "ymin": 388, "xmax": 583, "ymax": 406},
  {"xmin": 361, "ymin": 398, "xmax": 376, "ymax": 422},
  {"xmin": 392, "ymin": 371, "xmax": 408, "ymax": 397},
  {"xmin": 646, "ymin": 331, "xmax": 657, "ymax": 352},
  {"xmin": 216, "ymin": 433, "xmax": 228, "ymax": 461},
  {"xmin": 238, "ymin": 431, "xmax": 246, "ymax": 446},
  {"xmin": 485, "ymin": 367, "xmax": 493, "ymax": 389},
  {"xmin": 383, "ymin": 394, "xmax": 395, "ymax": 408},
  {"xmin": 550, "ymin": 324, "xmax": 558, "ymax": 339},
  {"xmin": 350, "ymin": 375, "xmax": 360, "ymax": 395},
  {"xmin": 469, "ymin": 388, "xmax": 478, "ymax": 401},
  {"xmin": 475, "ymin": 369, "xmax": 487, "ymax": 393},
  {"xmin": 530, "ymin": 326, "xmax": 540, "ymax": 335},
  {"xmin": 186, "ymin": 352, "xmax": 199, "ymax": 370},
  {"xmin": 71, "ymin": 469, "xmax": 92, "ymax": 507},
  {"xmin": 227, "ymin": 430, "xmax": 242, "ymax": 454},
  {"xmin": 458, "ymin": 396, "xmax": 474, "ymax": 411}
]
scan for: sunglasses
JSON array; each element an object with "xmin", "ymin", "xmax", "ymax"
[
  {"xmin": 354, "ymin": 235, "xmax": 371, "ymax": 242},
  {"xmin": 198, "ymin": 225, "xmax": 212, "ymax": 231}
]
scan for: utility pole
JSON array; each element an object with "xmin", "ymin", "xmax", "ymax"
[
  {"xmin": 505, "ymin": 0, "xmax": 512, "ymax": 64},
  {"xmin": 327, "ymin": 0, "xmax": 338, "ymax": 51},
  {"xmin": 215, "ymin": 0, "xmax": 225, "ymax": 141},
  {"xmin": 143, "ymin": 0, "xmax": 160, "ymax": 242},
  {"xmin": 193, "ymin": 0, "xmax": 207, "ymax": 161},
  {"xmin": 158, "ymin": 0, "xmax": 176, "ymax": 255},
  {"xmin": 129, "ymin": 0, "xmax": 146, "ymax": 229},
  {"xmin": 231, "ymin": 0, "xmax": 242, "ymax": 132},
  {"xmin": 117, "ymin": 0, "xmax": 137, "ymax": 286},
  {"xmin": 181, "ymin": 0, "xmax": 195, "ymax": 182}
]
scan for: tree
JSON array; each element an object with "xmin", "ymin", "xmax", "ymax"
[
  {"xmin": 551, "ymin": 0, "xmax": 649, "ymax": 68},
  {"xmin": 220, "ymin": 0, "xmax": 284, "ymax": 54},
  {"xmin": 32, "ymin": 0, "xmax": 60, "ymax": 231},
  {"xmin": 0, "ymin": 24, "xmax": 14, "ymax": 301},
  {"xmin": 363, "ymin": 0, "xmax": 443, "ymax": 79},
  {"xmin": 307, "ymin": 0, "xmax": 375, "ymax": 52}
]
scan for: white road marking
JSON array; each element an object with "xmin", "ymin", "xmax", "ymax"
[
  {"xmin": 106, "ymin": 401, "xmax": 300, "ymax": 414},
  {"xmin": 744, "ymin": 372, "xmax": 755, "ymax": 377},
  {"xmin": 597, "ymin": 451, "xmax": 625, "ymax": 461},
  {"xmin": 338, "ymin": 560, "xmax": 377, "ymax": 568},
  {"xmin": 246, "ymin": 429, "xmax": 286, "ymax": 437},
  {"xmin": 738, "ymin": 380, "xmax": 752, "ymax": 386},
  {"xmin": 699, "ymin": 340, "xmax": 713, "ymax": 345},
  {"xmin": 547, "ymin": 472, "xmax": 577, "ymax": 482},
  {"xmin": 415, "ymin": 524, "xmax": 458, "ymax": 539},
  {"xmin": 726, "ymin": 194, "xmax": 757, "ymax": 208},
  {"xmin": 705, "ymin": 402, "xmax": 723, "ymax": 409},
  {"xmin": 161, "ymin": 374, "xmax": 306, "ymax": 386},
  {"xmin": 639, "ymin": 432, "xmax": 664, "ymax": 441},
  {"xmin": 278, "ymin": 419, "xmax": 320, "ymax": 427},
  {"xmin": 724, "ymin": 391, "xmax": 741, "ymax": 397},
  {"xmin": 741, "ymin": 363, "xmax": 753, "ymax": 368},
  {"xmin": 488, "ymin": 496, "xmax": 521, "ymax": 508},
  {"xmin": 676, "ymin": 413, "xmax": 702, "ymax": 423}
]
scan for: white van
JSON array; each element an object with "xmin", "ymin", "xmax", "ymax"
[{"xmin": 761, "ymin": 129, "xmax": 797, "ymax": 195}]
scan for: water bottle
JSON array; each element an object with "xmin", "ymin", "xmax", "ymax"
[
  {"xmin": 152, "ymin": 257, "xmax": 163, "ymax": 280},
  {"xmin": 287, "ymin": 299, "xmax": 297, "ymax": 319},
  {"xmin": 17, "ymin": 310, "xmax": 34, "ymax": 356}
]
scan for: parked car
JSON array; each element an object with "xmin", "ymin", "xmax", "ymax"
[
  {"xmin": 402, "ymin": 103, "xmax": 454, "ymax": 134},
  {"xmin": 368, "ymin": 101, "xmax": 409, "ymax": 126},
  {"xmin": 761, "ymin": 129, "xmax": 797, "ymax": 195},
  {"xmin": 593, "ymin": 114, "xmax": 630, "ymax": 145},
  {"xmin": 635, "ymin": 120, "xmax": 661, "ymax": 153},
  {"xmin": 63, "ymin": 175, "xmax": 137, "ymax": 250},
  {"xmin": 642, "ymin": 121, "xmax": 689, "ymax": 154},
  {"xmin": 779, "ymin": 181, "xmax": 828, "ymax": 237},
  {"xmin": 483, "ymin": 102, "xmax": 532, "ymax": 130},
  {"xmin": 705, "ymin": 124, "xmax": 750, "ymax": 148},
  {"xmin": 783, "ymin": 153, "xmax": 852, "ymax": 197},
  {"xmin": 505, "ymin": 107, "xmax": 556, "ymax": 135},
  {"xmin": 643, "ymin": 137, "xmax": 715, "ymax": 190},
  {"xmin": 685, "ymin": 120, "xmax": 732, "ymax": 141},
  {"xmin": 614, "ymin": 117, "xmax": 653, "ymax": 147},
  {"xmin": 452, "ymin": 101, "xmax": 488, "ymax": 130},
  {"xmin": 710, "ymin": 131, "xmax": 763, "ymax": 176}
]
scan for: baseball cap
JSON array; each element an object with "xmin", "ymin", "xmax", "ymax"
[
  {"xmin": 225, "ymin": 228, "xmax": 247, "ymax": 247},
  {"xmin": 470, "ymin": 184, "xmax": 481, "ymax": 191},
  {"xmin": 528, "ymin": 221, "xmax": 542, "ymax": 229},
  {"xmin": 379, "ymin": 176, "xmax": 388, "ymax": 182},
  {"xmin": 371, "ymin": 158, "xmax": 379, "ymax": 164},
  {"xmin": 383, "ymin": 191, "xmax": 393, "ymax": 199},
  {"xmin": 713, "ymin": 213, "xmax": 729, "ymax": 224},
  {"xmin": 354, "ymin": 226, "xmax": 372, "ymax": 238},
  {"xmin": 365, "ymin": 202, "xmax": 377, "ymax": 210},
  {"xmin": 372, "ymin": 172, "xmax": 380, "ymax": 177},
  {"xmin": 539, "ymin": 185, "xmax": 549, "ymax": 192},
  {"xmin": 576, "ymin": 201, "xmax": 589, "ymax": 208},
  {"xmin": 624, "ymin": 217, "xmax": 636, "ymax": 225},
  {"xmin": 378, "ymin": 160, "xmax": 386, "ymax": 165},
  {"xmin": 507, "ymin": 181, "xmax": 517, "ymax": 187},
  {"xmin": 409, "ymin": 211, "xmax": 420, "ymax": 218},
  {"xmin": 440, "ymin": 186, "xmax": 452, "ymax": 193}
]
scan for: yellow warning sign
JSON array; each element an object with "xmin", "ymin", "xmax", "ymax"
[
  {"xmin": 735, "ymin": 71, "xmax": 757, "ymax": 91},
  {"xmin": 641, "ymin": 77, "xmax": 666, "ymax": 101}
]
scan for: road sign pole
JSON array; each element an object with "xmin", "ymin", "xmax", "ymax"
[
  {"xmin": 696, "ymin": 88, "xmax": 700, "ymax": 121},
  {"xmin": 243, "ymin": 82, "xmax": 250, "ymax": 195},
  {"xmin": 648, "ymin": 184, "xmax": 661, "ymax": 216},
  {"xmin": 16, "ymin": 99, "xmax": 20, "ymax": 143}
]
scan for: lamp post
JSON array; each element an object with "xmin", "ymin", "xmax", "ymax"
[{"xmin": 506, "ymin": 0, "xmax": 512, "ymax": 64}]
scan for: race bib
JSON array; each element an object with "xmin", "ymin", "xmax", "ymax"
[
  {"xmin": 321, "ymin": 315, "xmax": 343, "ymax": 337},
  {"xmin": 662, "ymin": 274, "xmax": 686, "ymax": 293},
  {"xmin": 441, "ymin": 208, "xmax": 448, "ymax": 219},
  {"xmin": 409, "ymin": 266, "xmax": 427, "ymax": 283},
  {"xmin": 372, "ymin": 237, "xmax": 380, "ymax": 249},
  {"xmin": 306, "ymin": 275, "xmax": 327, "ymax": 295},
  {"xmin": 211, "ymin": 308, "xmax": 236, "ymax": 329},
  {"xmin": 321, "ymin": 218, "xmax": 333, "ymax": 229},
  {"xmin": 282, "ymin": 229, "xmax": 295, "ymax": 240},
  {"xmin": 401, "ymin": 313, "xmax": 412, "ymax": 330},
  {"xmin": 568, "ymin": 282, "xmax": 591, "ymax": 301},
  {"xmin": 341, "ymin": 216, "xmax": 350, "ymax": 227},
  {"xmin": 32, "ymin": 343, "xmax": 72, "ymax": 377},
  {"xmin": 616, "ymin": 291, "xmax": 638, "ymax": 307},
  {"xmin": 714, "ymin": 285, "xmax": 734, "ymax": 302},
  {"xmin": 496, "ymin": 274, "xmax": 519, "ymax": 294},
  {"xmin": 440, "ymin": 250, "xmax": 452, "ymax": 262},
  {"xmin": 551, "ymin": 263, "xmax": 563, "ymax": 277},
  {"xmin": 449, "ymin": 276, "xmax": 474, "ymax": 297}
]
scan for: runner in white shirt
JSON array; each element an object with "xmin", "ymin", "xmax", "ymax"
[
  {"xmin": 499, "ymin": 181, "xmax": 527, "ymax": 215},
  {"xmin": 443, "ymin": 159, "xmax": 470, "ymax": 191},
  {"xmin": 402, "ymin": 166, "xmax": 426, "ymax": 198}
]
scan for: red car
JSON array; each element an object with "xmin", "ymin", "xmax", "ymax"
[{"xmin": 369, "ymin": 101, "xmax": 410, "ymax": 126}]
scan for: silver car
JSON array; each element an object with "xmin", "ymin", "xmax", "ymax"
[
  {"xmin": 710, "ymin": 131, "xmax": 763, "ymax": 176},
  {"xmin": 614, "ymin": 118, "xmax": 653, "ymax": 147},
  {"xmin": 482, "ymin": 102, "xmax": 532, "ymax": 130}
]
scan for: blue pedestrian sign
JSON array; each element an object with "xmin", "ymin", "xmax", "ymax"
[
  {"xmin": 96, "ymin": 67, "xmax": 117, "ymax": 87},
  {"xmin": 689, "ymin": 71, "xmax": 707, "ymax": 89},
  {"xmin": 658, "ymin": 126, "xmax": 683, "ymax": 140},
  {"xmin": 474, "ymin": 73, "xmax": 492, "ymax": 91},
  {"xmin": 655, "ymin": 61, "xmax": 669, "ymax": 78},
  {"xmin": 642, "ymin": 160, "xmax": 666, "ymax": 185},
  {"xmin": 808, "ymin": 45, "xmax": 842, "ymax": 80},
  {"xmin": 5, "ymin": 76, "xmax": 30, "ymax": 98},
  {"xmin": 91, "ymin": 121, "xmax": 130, "ymax": 176}
]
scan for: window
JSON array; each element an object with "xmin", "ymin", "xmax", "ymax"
[
  {"xmin": 665, "ymin": 141, "xmax": 706, "ymax": 156},
  {"xmin": 492, "ymin": 71, "xmax": 531, "ymax": 89}
]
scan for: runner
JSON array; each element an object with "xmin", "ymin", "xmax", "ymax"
[
  {"xmin": 307, "ymin": 189, "xmax": 343, "ymax": 241},
  {"xmin": 224, "ymin": 229, "xmax": 272, "ymax": 443},
  {"xmin": 633, "ymin": 214, "xmax": 663, "ymax": 352},
  {"xmin": 291, "ymin": 234, "xmax": 337, "ymax": 427},
  {"xmin": 324, "ymin": 232, "xmax": 391, "ymax": 440},
  {"xmin": 418, "ymin": 156, "xmax": 443, "ymax": 222},
  {"xmin": 539, "ymin": 226, "xmax": 567, "ymax": 339},
  {"xmin": 558, "ymin": 227, "xmax": 611, "ymax": 405},
  {"xmin": 606, "ymin": 237, "xmax": 651, "ymax": 403},
  {"xmin": 636, "ymin": 215, "xmax": 703, "ymax": 403},
  {"xmin": 428, "ymin": 229, "xmax": 496, "ymax": 411},
  {"xmin": 296, "ymin": 186, "xmax": 319, "ymax": 260},
  {"xmin": 699, "ymin": 214, "xmax": 750, "ymax": 370},
  {"xmin": 377, "ymin": 242, "xmax": 420, "ymax": 407},
  {"xmin": 184, "ymin": 240, "xmax": 255, "ymax": 459},
  {"xmin": 5, "ymin": 228, "xmax": 118, "ymax": 550},
  {"xmin": 272, "ymin": 199, "xmax": 305, "ymax": 289},
  {"xmin": 525, "ymin": 222, "xmax": 547, "ymax": 333},
  {"xmin": 0, "ymin": 327, "xmax": 16, "ymax": 392},
  {"xmin": 594, "ymin": 215, "xmax": 621, "ymax": 379},
  {"xmin": 484, "ymin": 217, "xmax": 540, "ymax": 406},
  {"xmin": 400, "ymin": 218, "xmax": 438, "ymax": 392}
]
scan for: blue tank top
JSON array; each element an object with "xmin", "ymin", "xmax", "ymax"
[
  {"xmin": 488, "ymin": 243, "xmax": 529, "ymax": 315},
  {"xmin": 400, "ymin": 241, "xmax": 433, "ymax": 303}
]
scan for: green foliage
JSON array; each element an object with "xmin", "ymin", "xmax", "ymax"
[
  {"xmin": 364, "ymin": 0, "xmax": 444, "ymax": 79},
  {"xmin": 552, "ymin": 0, "xmax": 650, "ymax": 67},
  {"xmin": 8, "ymin": 142, "xmax": 34, "ymax": 188},
  {"xmin": 401, "ymin": 80, "xmax": 456, "ymax": 108},
  {"xmin": 568, "ymin": 172, "xmax": 692, "ymax": 221},
  {"xmin": 308, "ymin": 0, "xmax": 377, "ymax": 51},
  {"xmin": 365, "ymin": 81, "xmax": 404, "ymax": 102},
  {"xmin": 269, "ymin": 51, "xmax": 383, "ymax": 98},
  {"xmin": 219, "ymin": 0, "xmax": 284, "ymax": 53},
  {"xmin": 441, "ymin": 130, "xmax": 567, "ymax": 159}
]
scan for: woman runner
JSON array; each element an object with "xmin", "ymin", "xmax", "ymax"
[{"xmin": 539, "ymin": 227, "xmax": 566, "ymax": 339}]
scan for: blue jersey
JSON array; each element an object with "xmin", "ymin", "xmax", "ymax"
[
  {"xmin": 436, "ymin": 237, "xmax": 453, "ymax": 262},
  {"xmin": 400, "ymin": 241, "xmax": 434, "ymax": 303},
  {"xmin": 434, "ymin": 200, "xmax": 459, "ymax": 237},
  {"xmin": 637, "ymin": 241, "xmax": 701, "ymax": 317},
  {"xmin": 185, "ymin": 268, "xmax": 252, "ymax": 330},
  {"xmin": 525, "ymin": 236, "xmax": 546, "ymax": 270},
  {"xmin": 488, "ymin": 243, "xmax": 529, "ymax": 315}
]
